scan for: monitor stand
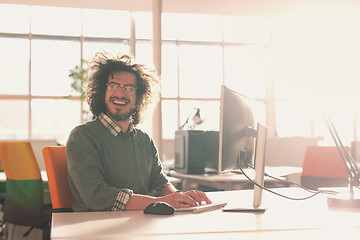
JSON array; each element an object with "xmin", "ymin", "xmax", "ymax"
[{"xmin": 327, "ymin": 190, "xmax": 360, "ymax": 210}]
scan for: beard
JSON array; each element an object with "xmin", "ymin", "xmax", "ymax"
[{"xmin": 106, "ymin": 107, "xmax": 136, "ymax": 122}]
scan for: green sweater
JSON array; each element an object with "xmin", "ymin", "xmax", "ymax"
[{"xmin": 66, "ymin": 118, "xmax": 169, "ymax": 212}]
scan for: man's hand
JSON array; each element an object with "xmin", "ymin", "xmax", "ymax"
[{"xmin": 158, "ymin": 190, "xmax": 212, "ymax": 208}]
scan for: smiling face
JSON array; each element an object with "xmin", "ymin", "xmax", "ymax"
[{"xmin": 105, "ymin": 71, "xmax": 137, "ymax": 129}]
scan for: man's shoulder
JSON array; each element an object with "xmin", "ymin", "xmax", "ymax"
[
  {"xmin": 134, "ymin": 127, "xmax": 150, "ymax": 137},
  {"xmin": 134, "ymin": 127, "xmax": 155, "ymax": 141},
  {"xmin": 67, "ymin": 119, "xmax": 108, "ymax": 150},
  {"xmin": 71, "ymin": 119, "xmax": 94, "ymax": 130},
  {"xmin": 69, "ymin": 119, "xmax": 104, "ymax": 138}
]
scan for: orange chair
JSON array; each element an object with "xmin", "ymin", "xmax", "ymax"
[
  {"xmin": 301, "ymin": 146, "xmax": 348, "ymax": 190},
  {"xmin": 0, "ymin": 141, "xmax": 51, "ymax": 239},
  {"xmin": 42, "ymin": 146, "xmax": 72, "ymax": 212}
]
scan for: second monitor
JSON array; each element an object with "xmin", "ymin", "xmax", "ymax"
[
  {"xmin": 174, "ymin": 85, "xmax": 263, "ymax": 174},
  {"xmin": 217, "ymin": 85, "xmax": 258, "ymax": 173}
]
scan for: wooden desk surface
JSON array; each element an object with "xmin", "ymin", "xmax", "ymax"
[{"xmin": 51, "ymin": 187, "xmax": 360, "ymax": 240}]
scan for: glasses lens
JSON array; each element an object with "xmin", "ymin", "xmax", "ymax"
[
  {"xmin": 124, "ymin": 86, "xmax": 136, "ymax": 94},
  {"xmin": 107, "ymin": 83, "xmax": 118, "ymax": 91},
  {"xmin": 107, "ymin": 83, "xmax": 136, "ymax": 95}
]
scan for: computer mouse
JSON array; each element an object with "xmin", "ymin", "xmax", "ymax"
[{"xmin": 144, "ymin": 202, "xmax": 175, "ymax": 215}]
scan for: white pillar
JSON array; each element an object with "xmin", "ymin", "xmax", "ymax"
[{"xmin": 152, "ymin": 0, "xmax": 163, "ymax": 159}]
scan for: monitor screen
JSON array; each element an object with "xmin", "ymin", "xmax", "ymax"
[{"xmin": 218, "ymin": 85, "xmax": 256, "ymax": 173}]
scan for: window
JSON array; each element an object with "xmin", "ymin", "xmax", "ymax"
[
  {"xmin": 0, "ymin": 100, "xmax": 29, "ymax": 139},
  {"xmin": 0, "ymin": 4, "xmax": 131, "ymax": 144},
  {"xmin": 178, "ymin": 14, "xmax": 222, "ymax": 42},
  {"xmin": 0, "ymin": 36, "xmax": 29, "ymax": 95},
  {"xmin": 1, "ymin": 3, "xmax": 359, "ymax": 156},
  {"xmin": 224, "ymin": 45, "xmax": 267, "ymax": 98},
  {"xmin": 0, "ymin": 4, "xmax": 30, "ymax": 33},
  {"xmin": 272, "ymin": 17, "xmax": 360, "ymax": 146},
  {"xmin": 31, "ymin": 37, "xmax": 80, "ymax": 96},
  {"xmin": 82, "ymin": 9, "xmax": 130, "ymax": 38},
  {"xmin": 31, "ymin": 99, "xmax": 81, "ymax": 144},
  {"xmin": 179, "ymin": 44, "xmax": 223, "ymax": 98},
  {"xmin": 31, "ymin": 6, "xmax": 81, "ymax": 36},
  {"xmin": 161, "ymin": 13, "xmax": 269, "ymax": 146}
]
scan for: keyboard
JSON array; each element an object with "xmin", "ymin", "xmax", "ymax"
[{"xmin": 175, "ymin": 202, "xmax": 227, "ymax": 213}]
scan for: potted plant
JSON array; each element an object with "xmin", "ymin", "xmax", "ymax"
[{"xmin": 66, "ymin": 59, "xmax": 91, "ymax": 122}]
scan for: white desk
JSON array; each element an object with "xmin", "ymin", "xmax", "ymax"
[
  {"xmin": 51, "ymin": 187, "xmax": 360, "ymax": 239},
  {"xmin": 0, "ymin": 170, "xmax": 48, "ymax": 182},
  {"xmin": 170, "ymin": 166, "xmax": 301, "ymax": 191}
]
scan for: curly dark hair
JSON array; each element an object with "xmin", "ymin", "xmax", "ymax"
[{"xmin": 86, "ymin": 52, "xmax": 161, "ymax": 125}]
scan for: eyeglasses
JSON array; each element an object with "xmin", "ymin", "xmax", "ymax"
[{"xmin": 106, "ymin": 82, "xmax": 137, "ymax": 95}]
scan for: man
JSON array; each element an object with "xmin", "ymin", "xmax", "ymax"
[{"xmin": 66, "ymin": 52, "xmax": 211, "ymax": 211}]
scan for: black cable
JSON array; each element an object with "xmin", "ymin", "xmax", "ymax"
[
  {"xmin": 245, "ymin": 163, "xmax": 339, "ymax": 195},
  {"xmin": 236, "ymin": 159, "xmax": 338, "ymax": 201}
]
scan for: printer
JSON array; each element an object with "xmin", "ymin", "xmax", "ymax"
[{"xmin": 174, "ymin": 130, "xmax": 219, "ymax": 174}]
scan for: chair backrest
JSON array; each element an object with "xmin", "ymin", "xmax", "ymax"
[
  {"xmin": 301, "ymin": 146, "xmax": 348, "ymax": 189},
  {"xmin": 42, "ymin": 146, "xmax": 72, "ymax": 211},
  {"xmin": 302, "ymin": 146, "xmax": 347, "ymax": 177},
  {"xmin": 0, "ymin": 141, "xmax": 41, "ymax": 180},
  {"xmin": 0, "ymin": 141, "xmax": 44, "ymax": 227}
]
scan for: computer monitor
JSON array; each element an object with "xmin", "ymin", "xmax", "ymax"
[
  {"xmin": 253, "ymin": 123, "xmax": 267, "ymax": 209},
  {"xmin": 222, "ymin": 122, "xmax": 268, "ymax": 212},
  {"xmin": 218, "ymin": 85, "xmax": 256, "ymax": 173}
]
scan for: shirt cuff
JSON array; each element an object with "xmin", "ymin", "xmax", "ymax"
[{"xmin": 111, "ymin": 188, "xmax": 133, "ymax": 211}]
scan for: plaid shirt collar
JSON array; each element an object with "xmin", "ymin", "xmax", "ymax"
[{"xmin": 98, "ymin": 113, "xmax": 134, "ymax": 137}]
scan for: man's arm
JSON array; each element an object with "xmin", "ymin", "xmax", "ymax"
[
  {"xmin": 159, "ymin": 183, "xmax": 178, "ymax": 195},
  {"xmin": 124, "ymin": 184, "xmax": 212, "ymax": 210},
  {"xmin": 67, "ymin": 126, "xmax": 122, "ymax": 211}
]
